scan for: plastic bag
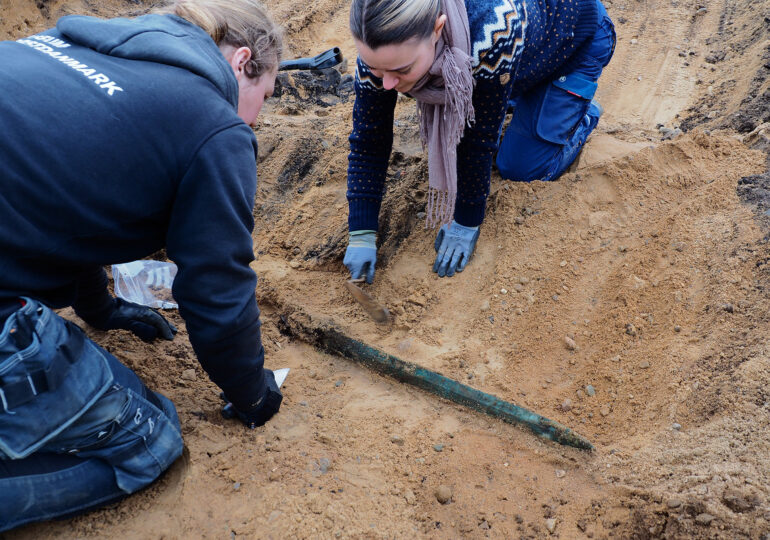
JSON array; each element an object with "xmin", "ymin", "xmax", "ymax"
[{"xmin": 112, "ymin": 260, "xmax": 178, "ymax": 309}]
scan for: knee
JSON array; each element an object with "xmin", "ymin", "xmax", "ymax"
[{"xmin": 496, "ymin": 150, "xmax": 549, "ymax": 182}]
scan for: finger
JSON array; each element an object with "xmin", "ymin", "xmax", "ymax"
[
  {"xmin": 436, "ymin": 248, "xmax": 453, "ymax": 277},
  {"xmin": 365, "ymin": 261, "xmax": 376, "ymax": 284},
  {"xmin": 456, "ymin": 251, "xmax": 469, "ymax": 272},
  {"xmin": 126, "ymin": 320, "xmax": 158, "ymax": 342},
  {"xmin": 434, "ymin": 227, "xmax": 445, "ymax": 252},
  {"xmin": 349, "ymin": 263, "xmax": 363, "ymax": 281},
  {"xmin": 433, "ymin": 245, "xmax": 450, "ymax": 273},
  {"xmin": 138, "ymin": 309, "xmax": 176, "ymax": 340},
  {"xmin": 221, "ymin": 403, "xmax": 236, "ymax": 419},
  {"xmin": 446, "ymin": 249, "xmax": 464, "ymax": 277}
]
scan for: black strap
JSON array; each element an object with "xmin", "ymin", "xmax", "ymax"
[{"xmin": 0, "ymin": 323, "xmax": 86, "ymax": 412}]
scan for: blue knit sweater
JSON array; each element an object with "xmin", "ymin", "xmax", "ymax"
[{"xmin": 348, "ymin": 0, "xmax": 599, "ymax": 230}]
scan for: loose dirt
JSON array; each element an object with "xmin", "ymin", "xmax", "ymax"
[{"xmin": 3, "ymin": 0, "xmax": 770, "ymax": 537}]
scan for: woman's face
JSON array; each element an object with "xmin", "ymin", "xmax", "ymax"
[
  {"xmin": 236, "ymin": 67, "xmax": 277, "ymax": 126},
  {"xmin": 221, "ymin": 44, "xmax": 277, "ymax": 126},
  {"xmin": 353, "ymin": 14, "xmax": 446, "ymax": 94}
]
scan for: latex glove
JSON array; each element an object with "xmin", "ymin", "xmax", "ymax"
[
  {"xmin": 221, "ymin": 369, "xmax": 283, "ymax": 429},
  {"xmin": 77, "ymin": 297, "xmax": 177, "ymax": 342},
  {"xmin": 343, "ymin": 230, "xmax": 376, "ymax": 284},
  {"xmin": 433, "ymin": 221, "xmax": 480, "ymax": 277}
]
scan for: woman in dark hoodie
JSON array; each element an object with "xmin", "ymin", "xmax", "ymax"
[{"xmin": 0, "ymin": 0, "xmax": 281, "ymax": 530}]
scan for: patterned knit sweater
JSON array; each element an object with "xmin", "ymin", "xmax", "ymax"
[{"xmin": 347, "ymin": 0, "xmax": 599, "ymax": 230}]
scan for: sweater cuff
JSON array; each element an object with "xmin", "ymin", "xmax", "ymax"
[
  {"xmin": 348, "ymin": 198, "xmax": 382, "ymax": 232},
  {"xmin": 454, "ymin": 199, "xmax": 487, "ymax": 228}
]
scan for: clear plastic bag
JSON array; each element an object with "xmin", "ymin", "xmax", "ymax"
[{"xmin": 112, "ymin": 260, "xmax": 178, "ymax": 309}]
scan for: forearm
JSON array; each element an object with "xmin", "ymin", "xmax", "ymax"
[
  {"xmin": 347, "ymin": 58, "xmax": 398, "ymax": 232},
  {"xmin": 454, "ymin": 75, "xmax": 514, "ymax": 227}
]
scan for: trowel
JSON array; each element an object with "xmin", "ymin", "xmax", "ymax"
[{"xmin": 345, "ymin": 279, "xmax": 391, "ymax": 324}]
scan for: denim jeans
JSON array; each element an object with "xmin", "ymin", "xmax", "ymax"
[
  {"xmin": 0, "ymin": 298, "xmax": 184, "ymax": 532},
  {"xmin": 496, "ymin": 0, "xmax": 616, "ymax": 182}
]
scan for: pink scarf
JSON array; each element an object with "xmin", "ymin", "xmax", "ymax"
[{"xmin": 408, "ymin": 0, "xmax": 475, "ymax": 228}]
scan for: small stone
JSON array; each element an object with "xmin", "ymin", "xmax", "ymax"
[
  {"xmin": 518, "ymin": 276, "xmax": 530, "ymax": 284},
  {"xmin": 500, "ymin": 288, "xmax": 508, "ymax": 295},
  {"xmin": 513, "ymin": 283, "xmax": 524, "ymax": 292},
  {"xmin": 545, "ymin": 518, "xmax": 557, "ymax": 534},
  {"xmin": 722, "ymin": 303, "xmax": 734, "ymax": 313},
  {"xmin": 560, "ymin": 260, "xmax": 567, "ymax": 267},
  {"xmin": 586, "ymin": 385, "xmax": 596, "ymax": 397},
  {"xmin": 564, "ymin": 336, "xmax": 577, "ymax": 350},
  {"xmin": 299, "ymin": 401, "xmax": 308, "ymax": 407},
  {"xmin": 674, "ymin": 325, "xmax": 681, "ymax": 332},
  {"xmin": 672, "ymin": 423, "xmax": 682, "ymax": 430},
  {"xmin": 391, "ymin": 435, "xmax": 405, "ymax": 446},
  {"xmin": 630, "ymin": 38, "xmax": 638, "ymax": 45},
  {"xmin": 626, "ymin": 324, "xmax": 638, "ymax": 337},
  {"xmin": 319, "ymin": 457, "xmax": 331, "ymax": 473},
  {"xmin": 233, "ymin": 482, "xmax": 241, "ymax": 491},
  {"xmin": 514, "ymin": 216, "xmax": 525, "ymax": 225},
  {"xmin": 433, "ymin": 444, "xmax": 444, "ymax": 452},
  {"xmin": 695, "ymin": 513, "xmax": 714, "ymax": 526},
  {"xmin": 417, "ymin": 211, "xmax": 427, "ymax": 220},
  {"xmin": 600, "ymin": 405, "xmax": 611, "ymax": 417},
  {"xmin": 666, "ymin": 498, "xmax": 682, "ymax": 509},
  {"xmin": 555, "ymin": 469, "xmax": 566, "ymax": 478},
  {"xmin": 435, "ymin": 485, "xmax": 452, "ymax": 504},
  {"xmin": 640, "ymin": 361, "xmax": 650, "ymax": 369},
  {"xmin": 289, "ymin": 260, "xmax": 300, "ymax": 269},
  {"xmin": 561, "ymin": 399, "xmax": 573, "ymax": 412},
  {"xmin": 480, "ymin": 300, "xmax": 490, "ymax": 312},
  {"xmin": 181, "ymin": 369, "xmax": 197, "ymax": 381},
  {"xmin": 404, "ymin": 489, "xmax": 417, "ymax": 505},
  {"xmin": 334, "ymin": 380, "xmax": 344, "ymax": 387}
]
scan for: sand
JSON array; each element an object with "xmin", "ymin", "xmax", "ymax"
[{"xmin": 3, "ymin": 0, "xmax": 770, "ymax": 537}]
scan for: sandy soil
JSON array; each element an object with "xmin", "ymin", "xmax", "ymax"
[{"xmin": 3, "ymin": 0, "xmax": 770, "ymax": 537}]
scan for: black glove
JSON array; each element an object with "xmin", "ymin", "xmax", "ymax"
[
  {"xmin": 77, "ymin": 297, "xmax": 177, "ymax": 342},
  {"xmin": 221, "ymin": 369, "xmax": 283, "ymax": 429}
]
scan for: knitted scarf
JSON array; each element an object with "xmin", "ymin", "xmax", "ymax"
[{"xmin": 408, "ymin": 0, "xmax": 475, "ymax": 228}]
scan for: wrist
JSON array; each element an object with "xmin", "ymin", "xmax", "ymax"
[{"xmin": 348, "ymin": 230, "xmax": 376, "ymax": 249}]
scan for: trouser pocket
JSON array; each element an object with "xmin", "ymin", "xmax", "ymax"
[
  {"xmin": 0, "ymin": 299, "xmax": 113, "ymax": 459},
  {"xmin": 534, "ymin": 73, "xmax": 596, "ymax": 145}
]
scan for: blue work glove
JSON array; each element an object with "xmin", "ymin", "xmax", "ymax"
[
  {"xmin": 343, "ymin": 230, "xmax": 377, "ymax": 284},
  {"xmin": 432, "ymin": 221, "xmax": 480, "ymax": 277},
  {"xmin": 221, "ymin": 369, "xmax": 283, "ymax": 429},
  {"xmin": 77, "ymin": 297, "xmax": 177, "ymax": 342}
]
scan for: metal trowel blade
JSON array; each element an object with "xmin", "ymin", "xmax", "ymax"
[
  {"xmin": 345, "ymin": 280, "xmax": 391, "ymax": 324},
  {"xmin": 273, "ymin": 367, "xmax": 290, "ymax": 388}
]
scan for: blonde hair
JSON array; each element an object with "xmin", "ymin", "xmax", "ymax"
[
  {"xmin": 156, "ymin": 0, "xmax": 282, "ymax": 78},
  {"xmin": 350, "ymin": 0, "xmax": 441, "ymax": 49}
]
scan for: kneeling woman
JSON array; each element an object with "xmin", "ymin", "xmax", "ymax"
[{"xmin": 344, "ymin": 0, "xmax": 615, "ymax": 280}]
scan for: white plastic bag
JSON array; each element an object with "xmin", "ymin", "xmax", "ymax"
[{"xmin": 112, "ymin": 260, "xmax": 178, "ymax": 309}]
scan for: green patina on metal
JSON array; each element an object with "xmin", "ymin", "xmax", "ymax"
[{"xmin": 315, "ymin": 327, "xmax": 593, "ymax": 451}]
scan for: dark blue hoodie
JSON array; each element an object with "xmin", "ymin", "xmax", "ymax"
[{"xmin": 0, "ymin": 14, "xmax": 268, "ymax": 404}]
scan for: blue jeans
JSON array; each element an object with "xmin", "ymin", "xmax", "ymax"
[
  {"xmin": 0, "ymin": 298, "xmax": 183, "ymax": 532},
  {"xmin": 496, "ymin": 0, "xmax": 616, "ymax": 182}
]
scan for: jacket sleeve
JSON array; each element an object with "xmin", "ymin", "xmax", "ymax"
[
  {"xmin": 72, "ymin": 265, "xmax": 114, "ymax": 320},
  {"xmin": 453, "ymin": 5, "xmax": 525, "ymax": 227},
  {"xmin": 347, "ymin": 57, "xmax": 398, "ymax": 232},
  {"xmin": 165, "ymin": 124, "xmax": 267, "ymax": 407}
]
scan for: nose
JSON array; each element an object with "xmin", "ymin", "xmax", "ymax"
[{"xmin": 382, "ymin": 74, "xmax": 400, "ymax": 90}]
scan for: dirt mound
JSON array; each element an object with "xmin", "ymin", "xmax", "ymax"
[{"xmin": 4, "ymin": 0, "xmax": 770, "ymax": 537}]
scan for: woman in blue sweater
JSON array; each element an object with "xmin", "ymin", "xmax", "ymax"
[{"xmin": 344, "ymin": 0, "xmax": 615, "ymax": 280}]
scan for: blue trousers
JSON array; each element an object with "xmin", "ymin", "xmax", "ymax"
[
  {"xmin": 496, "ymin": 0, "xmax": 616, "ymax": 182},
  {"xmin": 0, "ymin": 299, "xmax": 184, "ymax": 532}
]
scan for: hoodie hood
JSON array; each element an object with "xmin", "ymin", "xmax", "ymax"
[{"xmin": 57, "ymin": 13, "xmax": 238, "ymax": 108}]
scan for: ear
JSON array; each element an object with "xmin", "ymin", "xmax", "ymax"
[
  {"xmin": 225, "ymin": 46, "xmax": 252, "ymax": 78},
  {"xmin": 432, "ymin": 14, "xmax": 447, "ymax": 43}
]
